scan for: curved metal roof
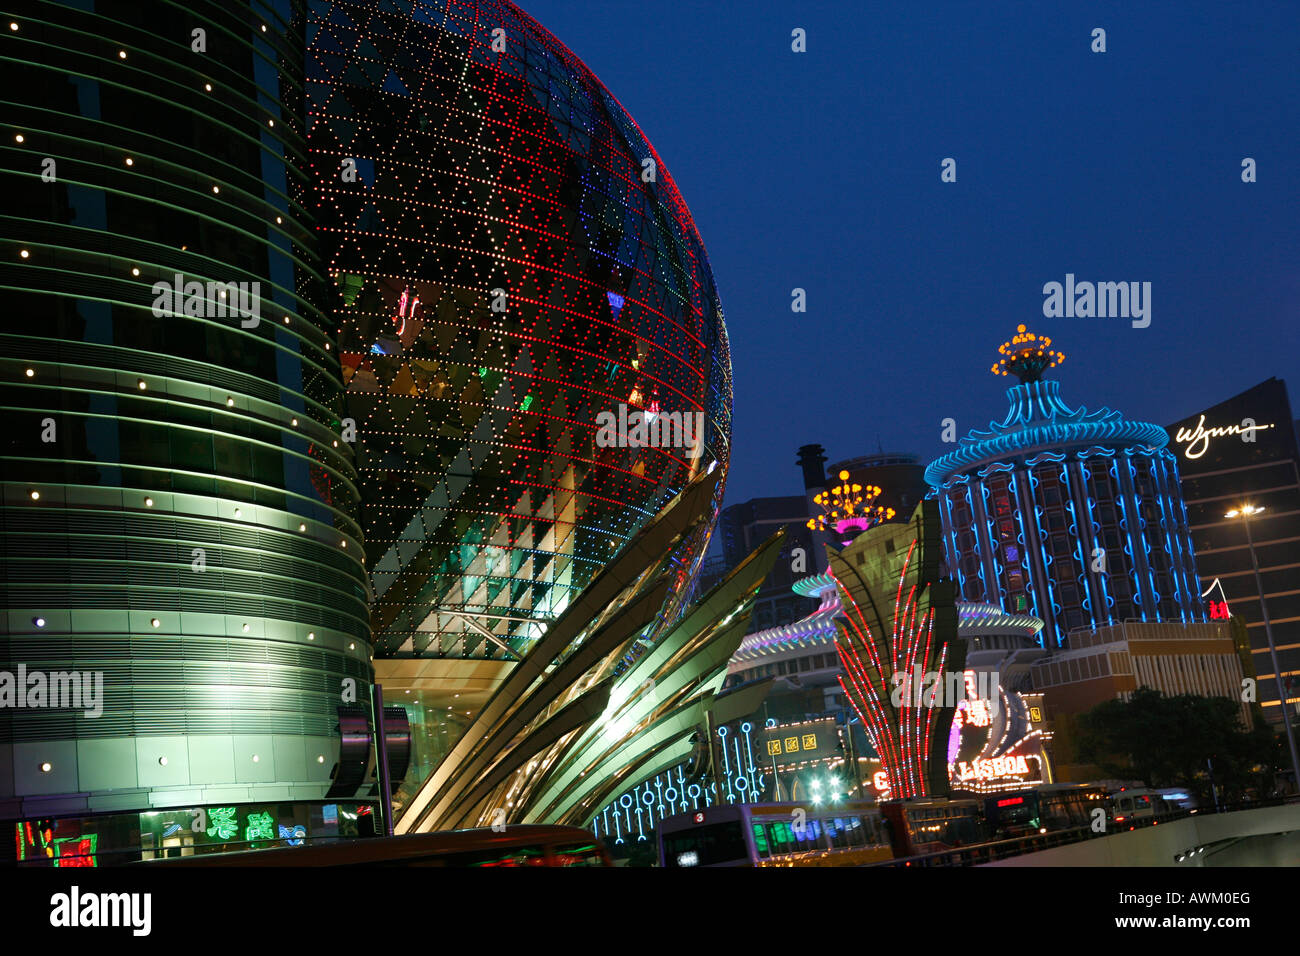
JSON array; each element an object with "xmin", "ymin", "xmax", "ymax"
[
  {"xmin": 731, "ymin": 590, "xmax": 1044, "ymax": 663},
  {"xmin": 925, "ymin": 379, "xmax": 1169, "ymax": 487}
]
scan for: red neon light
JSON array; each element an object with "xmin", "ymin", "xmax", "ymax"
[
  {"xmin": 56, "ymin": 838, "xmax": 95, "ymax": 868},
  {"xmin": 996, "ymin": 797, "xmax": 1025, "ymax": 807},
  {"xmin": 836, "ymin": 540, "xmax": 949, "ymax": 799}
]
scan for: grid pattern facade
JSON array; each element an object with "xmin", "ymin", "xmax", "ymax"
[
  {"xmin": 303, "ymin": 0, "xmax": 732, "ymax": 658},
  {"xmin": 0, "ymin": 0, "xmax": 370, "ymax": 809}
]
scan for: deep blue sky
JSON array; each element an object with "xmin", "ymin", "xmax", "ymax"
[{"xmin": 526, "ymin": 0, "xmax": 1300, "ymax": 507}]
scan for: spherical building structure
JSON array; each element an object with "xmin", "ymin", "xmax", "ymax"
[
  {"xmin": 925, "ymin": 327, "xmax": 1205, "ymax": 648},
  {"xmin": 305, "ymin": 0, "xmax": 732, "ymax": 658}
]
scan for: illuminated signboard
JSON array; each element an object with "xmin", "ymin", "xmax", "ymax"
[
  {"xmin": 762, "ymin": 719, "xmax": 839, "ymax": 769},
  {"xmin": 1173, "ymin": 415, "xmax": 1275, "ymax": 460},
  {"xmin": 872, "ymin": 770, "xmax": 892, "ymax": 800},
  {"xmin": 955, "ymin": 753, "xmax": 1034, "ymax": 783},
  {"xmin": 14, "ymin": 803, "xmax": 374, "ymax": 867}
]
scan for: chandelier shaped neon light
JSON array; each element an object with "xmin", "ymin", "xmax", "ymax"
[
  {"xmin": 835, "ymin": 540, "xmax": 948, "ymax": 800},
  {"xmin": 990, "ymin": 324, "xmax": 1065, "ymax": 383},
  {"xmin": 806, "ymin": 470, "xmax": 895, "ymax": 545}
]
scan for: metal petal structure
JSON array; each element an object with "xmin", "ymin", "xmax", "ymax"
[
  {"xmin": 828, "ymin": 500, "xmax": 962, "ymax": 799},
  {"xmin": 396, "ymin": 470, "xmax": 782, "ymax": 830}
]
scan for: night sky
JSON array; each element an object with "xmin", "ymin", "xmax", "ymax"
[{"xmin": 525, "ymin": 0, "xmax": 1300, "ymax": 507}]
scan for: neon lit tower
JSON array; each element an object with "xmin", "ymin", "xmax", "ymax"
[{"xmin": 925, "ymin": 326, "xmax": 1205, "ymax": 648}]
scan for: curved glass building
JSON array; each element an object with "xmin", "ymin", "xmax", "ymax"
[
  {"xmin": 305, "ymin": 0, "xmax": 732, "ymax": 659},
  {"xmin": 1, "ymin": 1, "xmax": 370, "ymax": 815},
  {"xmin": 925, "ymin": 327, "xmax": 1204, "ymax": 648}
]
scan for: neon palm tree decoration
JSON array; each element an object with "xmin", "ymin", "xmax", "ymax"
[
  {"xmin": 834, "ymin": 541, "xmax": 948, "ymax": 799},
  {"xmin": 826, "ymin": 502, "xmax": 961, "ymax": 801},
  {"xmin": 807, "ymin": 470, "xmax": 895, "ymax": 545}
]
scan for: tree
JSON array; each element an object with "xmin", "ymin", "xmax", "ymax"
[{"xmin": 1074, "ymin": 688, "xmax": 1279, "ymax": 804}]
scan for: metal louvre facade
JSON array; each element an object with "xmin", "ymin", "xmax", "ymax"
[
  {"xmin": 303, "ymin": 0, "xmax": 732, "ymax": 659},
  {"xmin": 0, "ymin": 1, "xmax": 371, "ymax": 813}
]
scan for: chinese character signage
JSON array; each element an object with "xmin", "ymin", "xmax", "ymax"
[{"xmin": 762, "ymin": 719, "xmax": 839, "ymax": 768}]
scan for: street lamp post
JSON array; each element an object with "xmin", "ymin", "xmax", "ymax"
[{"xmin": 1226, "ymin": 505, "xmax": 1300, "ymax": 792}]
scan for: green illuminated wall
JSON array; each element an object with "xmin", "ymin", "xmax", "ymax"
[{"xmin": 0, "ymin": 0, "xmax": 372, "ymax": 815}]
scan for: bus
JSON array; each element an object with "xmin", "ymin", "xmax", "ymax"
[
  {"xmin": 981, "ymin": 784, "xmax": 1110, "ymax": 837},
  {"xmin": 138, "ymin": 825, "xmax": 611, "ymax": 867},
  {"xmin": 981, "ymin": 790, "xmax": 1043, "ymax": 838},
  {"xmin": 1155, "ymin": 788, "xmax": 1198, "ymax": 812},
  {"xmin": 658, "ymin": 802, "xmax": 892, "ymax": 867},
  {"xmin": 879, "ymin": 798, "xmax": 984, "ymax": 857},
  {"xmin": 1039, "ymin": 784, "xmax": 1111, "ymax": 829},
  {"xmin": 1110, "ymin": 788, "xmax": 1173, "ymax": 825}
]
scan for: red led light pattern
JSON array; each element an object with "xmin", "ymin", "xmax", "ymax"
[{"xmin": 305, "ymin": 0, "xmax": 732, "ymax": 657}]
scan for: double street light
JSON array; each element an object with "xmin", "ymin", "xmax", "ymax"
[{"xmin": 1224, "ymin": 504, "xmax": 1300, "ymax": 791}]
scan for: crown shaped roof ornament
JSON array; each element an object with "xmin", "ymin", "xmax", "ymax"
[
  {"xmin": 925, "ymin": 325, "xmax": 1167, "ymax": 487},
  {"xmin": 991, "ymin": 324, "xmax": 1065, "ymax": 384}
]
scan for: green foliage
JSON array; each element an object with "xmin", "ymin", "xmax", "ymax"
[{"xmin": 1075, "ymin": 688, "xmax": 1280, "ymax": 803}]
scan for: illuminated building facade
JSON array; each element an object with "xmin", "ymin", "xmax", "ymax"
[
  {"xmin": 1030, "ymin": 620, "xmax": 1250, "ymax": 729},
  {"xmin": 304, "ymin": 0, "xmax": 732, "ymax": 662},
  {"xmin": 1, "ymin": 1, "xmax": 370, "ymax": 818},
  {"xmin": 926, "ymin": 326, "xmax": 1205, "ymax": 649},
  {"xmin": 1167, "ymin": 378, "xmax": 1300, "ymax": 727}
]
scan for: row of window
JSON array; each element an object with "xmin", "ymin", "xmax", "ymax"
[
  {"xmin": 751, "ymin": 813, "xmax": 884, "ymax": 858},
  {"xmin": 733, "ymin": 650, "xmax": 839, "ymax": 684}
]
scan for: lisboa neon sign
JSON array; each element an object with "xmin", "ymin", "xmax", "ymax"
[{"xmin": 955, "ymin": 753, "xmax": 1033, "ymax": 783}]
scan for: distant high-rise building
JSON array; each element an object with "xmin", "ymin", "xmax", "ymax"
[
  {"xmin": 719, "ymin": 496, "xmax": 815, "ymax": 632},
  {"xmin": 1168, "ymin": 377, "xmax": 1300, "ymax": 727},
  {"xmin": 926, "ymin": 326, "xmax": 1205, "ymax": 648}
]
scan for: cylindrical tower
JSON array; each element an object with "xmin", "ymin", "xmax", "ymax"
[
  {"xmin": 925, "ymin": 326, "xmax": 1204, "ymax": 648},
  {"xmin": 0, "ymin": 1, "xmax": 371, "ymax": 815}
]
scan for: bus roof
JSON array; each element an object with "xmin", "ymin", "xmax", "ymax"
[{"xmin": 137, "ymin": 825, "xmax": 600, "ymax": 867}]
